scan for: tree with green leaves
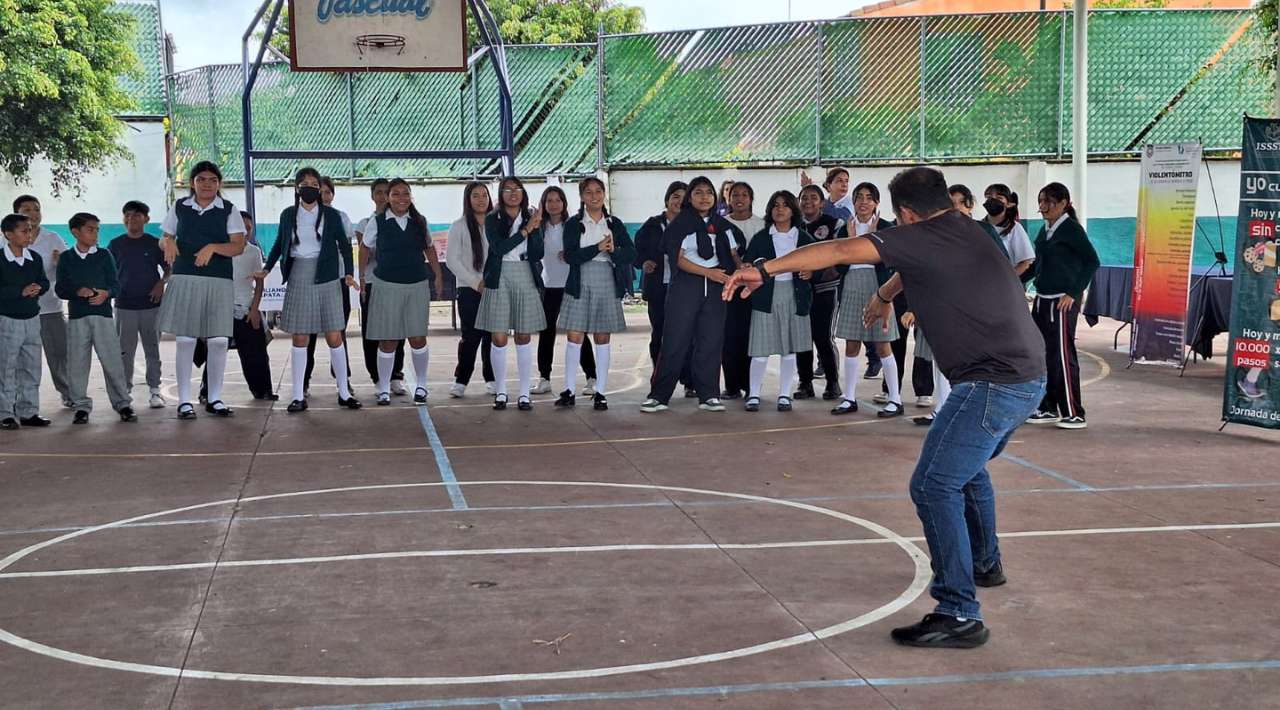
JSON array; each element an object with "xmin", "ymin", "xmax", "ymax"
[{"xmin": 0, "ymin": 0, "xmax": 139, "ymax": 195}]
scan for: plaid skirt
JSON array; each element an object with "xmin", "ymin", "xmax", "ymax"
[
  {"xmin": 157, "ymin": 275, "xmax": 234, "ymax": 339},
  {"xmin": 835, "ymin": 267, "xmax": 898, "ymax": 342},
  {"xmin": 748, "ymin": 284, "xmax": 812, "ymax": 357},
  {"xmin": 280, "ymin": 258, "xmax": 345, "ymax": 334},
  {"xmin": 476, "ymin": 262, "xmax": 546, "ymax": 334},
  {"xmin": 558, "ymin": 261, "xmax": 626, "ymax": 333},
  {"xmin": 366, "ymin": 278, "xmax": 430, "ymax": 340}
]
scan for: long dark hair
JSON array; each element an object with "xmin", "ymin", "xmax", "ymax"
[
  {"xmin": 498, "ymin": 176, "xmax": 530, "ymax": 222},
  {"xmin": 728, "ymin": 181, "xmax": 755, "ymax": 214},
  {"xmin": 948, "ymin": 184, "xmax": 975, "ymax": 209},
  {"xmin": 684, "ymin": 176, "xmax": 717, "ymax": 214},
  {"xmin": 1039, "ymin": 182, "xmax": 1078, "ymax": 221},
  {"xmin": 763, "ymin": 190, "xmax": 801, "ymax": 231},
  {"xmin": 462, "ymin": 181, "xmax": 491, "ymax": 271},
  {"xmin": 540, "ymin": 185, "xmax": 569, "ymax": 225},
  {"xmin": 388, "ymin": 178, "xmax": 429, "ymax": 247},
  {"xmin": 292, "ymin": 166, "xmax": 323, "ymax": 247},
  {"xmin": 576, "ymin": 176, "xmax": 609, "ymax": 219},
  {"xmin": 188, "ymin": 161, "xmax": 223, "ymax": 197},
  {"xmin": 985, "ymin": 183, "xmax": 1020, "ymax": 236}
]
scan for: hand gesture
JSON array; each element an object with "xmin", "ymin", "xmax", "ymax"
[
  {"xmin": 642, "ymin": 260, "xmax": 657, "ymax": 274},
  {"xmin": 343, "ymin": 275, "xmax": 357, "ymax": 289},
  {"xmin": 1058, "ymin": 294, "xmax": 1075, "ymax": 313},
  {"xmin": 800, "ymin": 171, "xmax": 813, "ymax": 187},
  {"xmin": 602, "ymin": 234, "xmax": 615, "ymax": 253},
  {"xmin": 248, "ymin": 309, "xmax": 262, "ymax": 330},
  {"xmin": 721, "ymin": 269, "xmax": 760, "ymax": 300},
  {"xmin": 148, "ymin": 281, "xmax": 164, "ymax": 304},
  {"xmin": 194, "ymin": 245, "xmax": 216, "ymax": 267},
  {"xmin": 88, "ymin": 289, "xmax": 109, "ymax": 306},
  {"xmin": 161, "ymin": 237, "xmax": 178, "ymax": 266},
  {"xmin": 252, "ymin": 270, "xmax": 268, "ymax": 281},
  {"xmin": 21, "ymin": 283, "xmax": 42, "ymax": 298},
  {"xmin": 798, "ymin": 270, "xmax": 812, "ymax": 281},
  {"xmin": 900, "ymin": 311, "xmax": 916, "ymax": 329},
  {"xmin": 525, "ymin": 208, "xmax": 543, "ymax": 233},
  {"xmin": 77, "ymin": 287, "xmax": 95, "ymax": 298},
  {"xmin": 862, "ymin": 296, "xmax": 893, "ymax": 331}
]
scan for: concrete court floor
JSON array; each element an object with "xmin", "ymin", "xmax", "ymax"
[{"xmin": 0, "ymin": 309, "xmax": 1277, "ymax": 710}]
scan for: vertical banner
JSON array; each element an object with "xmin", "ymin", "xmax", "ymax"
[
  {"xmin": 1131, "ymin": 142, "xmax": 1201, "ymax": 365},
  {"xmin": 1224, "ymin": 117, "xmax": 1280, "ymax": 428}
]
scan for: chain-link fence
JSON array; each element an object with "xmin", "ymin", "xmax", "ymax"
[
  {"xmin": 162, "ymin": 9, "xmax": 1271, "ymax": 183},
  {"xmin": 116, "ymin": 0, "xmax": 167, "ymax": 116}
]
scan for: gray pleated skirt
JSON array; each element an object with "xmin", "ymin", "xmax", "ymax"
[
  {"xmin": 749, "ymin": 284, "xmax": 812, "ymax": 357},
  {"xmin": 157, "ymin": 274, "xmax": 234, "ymax": 339},
  {"xmin": 915, "ymin": 328, "xmax": 933, "ymax": 361},
  {"xmin": 366, "ymin": 278, "xmax": 430, "ymax": 340},
  {"xmin": 835, "ymin": 267, "xmax": 898, "ymax": 342},
  {"xmin": 476, "ymin": 262, "xmax": 546, "ymax": 334},
  {"xmin": 280, "ymin": 258, "xmax": 345, "ymax": 334},
  {"xmin": 558, "ymin": 261, "xmax": 626, "ymax": 333}
]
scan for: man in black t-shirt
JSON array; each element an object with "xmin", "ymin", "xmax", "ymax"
[{"xmin": 725, "ymin": 167, "xmax": 1047, "ymax": 649}]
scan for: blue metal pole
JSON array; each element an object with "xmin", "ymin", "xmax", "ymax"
[{"xmin": 240, "ymin": 0, "xmax": 284, "ymax": 217}]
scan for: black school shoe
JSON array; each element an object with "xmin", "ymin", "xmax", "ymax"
[
  {"xmin": 593, "ymin": 393, "xmax": 608, "ymax": 411},
  {"xmin": 721, "ymin": 389, "xmax": 743, "ymax": 400},
  {"xmin": 891, "ymin": 613, "xmax": 989, "ymax": 649},
  {"xmin": 831, "ymin": 399, "xmax": 858, "ymax": 415},
  {"xmin": 177, "ymin": 403, "xmax": 197, "ymax": 420},
  {"xmin": 974, "ymin": 561, "xmax": 1007, "ymax": 588},
  {"xmin": 20, "ymin": 415, "xmax": 51, "ymax": 427},
  {"xmin": 204, "ymin": 401, "xmax": 234, "ymax": 417},
  {"xmin": 339, "ymin": 396, "xmax": 363, "ymax": 410},
  {"xmin": 119, "ymin": 407, "xmax": 138, "ymax": 423},
  {"xmin": 493, "ymin": 393, "xmax": 508, "ymax": 410},
  {"xmin": 517, "ymin": 395, "xmax": 533, "ymax": 411},
  {"xmin": 792, "ymin": 383, "xmax": 816, "ymax": 400},
  {"xmin": 555, "ymin": 390, "xmax": 576, "ymax": 408},
  {"xmin": 73, "ymin": 411, "xmax": 90, "ymax": 425},
  {"xmin": 287, "ymin": 399, "xmax": 308, "ymax": 414},
  {"xmin": 878, "ymin": 401, "xmax": 904, "ymax": 419},
  {"xmin": 0, "ymin": 418, "xmax": 18, "ymax": 430}
]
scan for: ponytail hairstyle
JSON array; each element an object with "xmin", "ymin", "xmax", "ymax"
[
  {"xmin": 539, "ymin": 185, "xmax": 569, "ymax": 225},
  {"xmin": 498, "ymin": 176, "xmax": 531, "ymax": 223},
  {"xmin": 292, "ymin": 166, "xmax": 323, "ymax": 247},
  {"xmin": 576, "ymin": 176, "xmax": 609, "ymax": 219},
  {"xmin": 984, "ymin": 183, "xmax": 1020, "ymax": 236},
  {"xmin": 462, "ymin": 181, "xmax": 491, "ymax": 272},
  {"xmin": 187, "ymin": 161, "xmax": 224, "ymax": 197},
  {"xmin": 388, "ymin": 177, "xmax": 429, "ymax": 248},
  {"xmin": 683, "ymin": 175, "xmax": 718, "ymax": 213},
  {"xmin": 1039, "ymin": 182, "xmax": 1078, "ymax": 221}
]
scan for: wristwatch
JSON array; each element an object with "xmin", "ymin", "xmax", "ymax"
[{"xmin": 752, "ymin": 257, "xmax": 771, "ymax": 282}]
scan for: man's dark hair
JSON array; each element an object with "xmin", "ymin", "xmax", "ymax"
[
  {"xmin": 69, "ymin": 213, "xmax": 100, "ymax": 231},
  {"xmin": 1, "ymin": 214, "xmax": 30, "ymax": 234},
  {"xmin": 12, "ymin": 195, "xmax": 39, "ymax": 213},
  {"xmin": 122, "ymin": 200, "xmax": 150, "ymax": 217},
  {"xmin": 887, "ymin": 167, "xmax": 953, "ymax": 217}
]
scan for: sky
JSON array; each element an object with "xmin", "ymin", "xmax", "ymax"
[{"xmin": 161, "ymin": 0, "xmax": 870, "ymax": 71}]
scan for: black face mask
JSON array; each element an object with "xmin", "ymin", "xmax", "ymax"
[
  {"xmin": 298, "ymin": 186, "xmax": 321, "ymax": 205},
  {"xmin": 983, "ymin": 198, "xmax": 1006, "ymax": 218}
]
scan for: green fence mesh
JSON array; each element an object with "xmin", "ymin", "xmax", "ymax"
[{"xmin": 116, "ymin": 0, "xmax": 167, "ymax": 116}]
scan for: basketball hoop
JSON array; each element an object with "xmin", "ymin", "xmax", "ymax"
[{"xmin": 354, "ymin": 34, "xmax": 407, "ymax": 56}]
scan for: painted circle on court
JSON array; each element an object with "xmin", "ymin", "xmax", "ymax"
[{"xmin": 0, "ymin": 481, "xmax": 931, "ymax": 686}]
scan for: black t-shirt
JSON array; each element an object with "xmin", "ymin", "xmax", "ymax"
[{"xmin": 868, "ymin": 210, "xmax": 1046, "ymax": 385}]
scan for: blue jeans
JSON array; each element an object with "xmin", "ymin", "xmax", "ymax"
[{"xmin": 910, "ymin": 376, "xmax": 1046, "ymax": 620}]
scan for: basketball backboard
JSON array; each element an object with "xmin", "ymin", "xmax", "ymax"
[{"xmin": 288, "ymin": 0, "xmax": 467, "ymax": 72}]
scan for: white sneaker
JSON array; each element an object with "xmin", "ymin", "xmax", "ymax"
[
  {"xmin": 390, "ymin": 379, "xmax": 408, "ymax": 396},
  {"xmin": 640, "ymin": 399, "xmax": 668, "ymax": 413},
  {"xmin": 916, "ymin": 396, "xmax": 934, "ymax": 408},
  {"xmin": 873, "ymin": 392, "xmax": 889, "ymax": 404},
  {"xmin": 531, "ymin": 378, "xmax": 552, "ymax": 394},
  {"xmin": 485, "ymin": 381, "xmax": 497, "ymax": 395},
  {"xmin": 699, "ymin": 398, "xmax": 726, "ymax": 412},
  {"xmin": 449, "ymin": 383, "xmax": 466, "ymax": 398},
  {"xmin": 582, "ymin": 378, "xmax": 597, "ymax": 396},
  {"xmin": 149, "ymin": 391, "xmax": 166, "ymax": 409}
]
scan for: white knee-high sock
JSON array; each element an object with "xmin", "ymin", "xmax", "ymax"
[
  {"xmin": 516, "ymin": 342, "xmax": 534, "ymax": 398},
  {"xmin": 176, "ymin": 336, "xmax": 197, "ymax": 405},
  {"xmin": 331, "ymin": 344, "xmax": 351, "ymax": 399},
  {"xmin": 779, "ymin": 354, "xmax": 797, "ymax": 398},
  {"xmin": 411, "ymin": 346, "xmax": 429, "ymax": 394},
  {"xmin": 206, "ymin": 337, "xmax": 229, "ymax": 404},
  {"xmin": 749, "ymin": 356, "xmax": 768, "ymax": 399},
  {"xmin": 880, "ymin": 352, "xmax": 901, "ymax": 405},
  {"xmin": 377, "ymin": 350, "xmax": 395, "ymax": 395},
  {"xmin": 843, "ymin": 355, "xmax": 862, "ymax": 401},
  {"xmin": 563, "ymin": 341, "xmax": 582, "ymax": 393},
  {"xmin": 595, "ymin": 343, "xmax": 611, "ymax": 396},
  {"xmin": 491, "ymin": 343, "xmax": 508, "ymax": 396},
  {"xmin": 933, "ymin": 362, "xmax": 951, "ymax": 414},
  {"xmin": 291, "ymin": 346, "xmax": 307, "ymax": 401}
]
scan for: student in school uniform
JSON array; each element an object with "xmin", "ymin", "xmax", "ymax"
[
  {"xmin": 534, "ymin": 186, "xmax": 596, "ymax": 397},
  {"xmin": 301, "ymin": 176, "xmax": 356, "ymax": 397},
  {"xmin": 209, "ymin": 211, "xmax": 274, "ymax": 401},
  {"xmin": 641, "ymin": 176, "xmax": 739, "ymax": 413},
  {"xmin": 796, "ymin": 183, "xmax": 843, "ymax": 401},
  {"xmin": 721, "ymin": 181, "xmax": 761, "ymax": 400},
  {"xmin": 110, "ymin": 201, "xmax": 169, "ymax": 409},
  {"xmin": 476, "ymin": 176, "xmax": 547, "ymax": 411},
  {"xmin": 13, "ymin": 195, "xmax": 74, "ymax": 409},
  {"xmin": 260, "ymin": 167, "xmax": 361, "ymax": 413},
  {"xmin": 1026, "ymin": 182, "xmax": 1099, "ymax": 430},
  {"xmin": 55, "ymin": 213, "xmax": 136, "ymax": 424},
  {"xmin": 355, "ymin": 179, "xmax": 408, "ymax": 397},
  {"xmin": 554, "ymin": 177, "xmax": 635, "ymax": 411},
  {"xmin": 983, "ymin": 184, "xmax": 1036, "ymax": 277},
  {"xmin": 0, "ymin": 214, "xmax": 51, "ymax": 430},
  {"xmin": 158, "ymin": 161, "xmax": 247, "ymax": 420},
  {"xmin": 742, "ymin": 191, "xmax": 815, "ymax": 412},
  {"xmin": 359, "ymin": 178, "xmax": 444, "ymax": 407},
  {"xmin": 445, "ymin": 181, "xmax": 496, "ymax": 398},
  {"xmin": 831, "ymin": 182, "xmax": 903, "ymax": 418},
  {"xmin": 634, "ymin": 180, "xmax": 694, "ymax": 397}
]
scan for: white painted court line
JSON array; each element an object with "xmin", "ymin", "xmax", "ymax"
[{"xmin": 5, "ymin": 521, "xmax": 1278, "ymax": 580}]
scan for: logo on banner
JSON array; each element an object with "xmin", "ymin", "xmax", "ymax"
[{"xmin": 317, "ymin": 0, "xmax": 434, "ymax": 23}]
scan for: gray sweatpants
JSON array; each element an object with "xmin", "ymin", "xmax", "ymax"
[
  {"xmin": 40, "ymin": 311, "xmax": 72, "ymax": 405},
  {"xmin": 116, "ymin": 306, "xmax": 162, "ymax": 389},
  {"xmin": 67, "ymin": 315, "xmax": 132, "ymax": 413},
  {"xmin": 0, "ymin": 316, "xmax": 42, "ymax": 420}
]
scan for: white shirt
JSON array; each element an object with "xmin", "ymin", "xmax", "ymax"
[
  {"xmin": 846, "ymin": 214, "xmax": 880, "ymax": 270},
  {"xmin": 290, "ymin": 203, "xmax": 324, "ymax": 259},
  {"xmin": 3, "ymin": 243, "xmax": 32, "ymax": 265},
  {"xmin": 357, "ymin": 213, "xmax": 378, "ymax": 282},
  {"xmin": 502, "ymin": 214, "xmax": 528, "ymax": 262},
  {"xmin": 726, "ymin": 215, "xmax": 764, "ymax": 247},
  {"xmin": 359, "ymin": 210, "xmax": 411, "ymax": 249},
  {"xmin": 445, "ymin": 216, "xmax": 488, "ymax": 291},
  {"xmin": 999, "ymin": 221, "xmax": 1036, "ymax": 266},
  {"xmin": 583, "ymin": 213, "xmax": 613, "ymax": 264},
  {"xmin": 680, "ymin": 218, "xmax": 720, "ymax": 269},
  {"xmin": 28, "ymin": 228, "xmax": 65, "ymax": 314},
  {"xmin": 336, "ymin": 209, "xmax": 355, "ymax": 243},
  {"xmin": 160, "ymin": 196, "xmax": 247, "ymax": 237},
  {"xmin": 540, "ymin": 222, "xmax": 569, "ymax": 288},
  {"xmin": 769, "ymin": 226, "xmax": 799, "ymax": 282},
  {"xmin": 232, "ymin": 243, "xmax": 264, "ymax": 317},
  {"xmin": 72, "ymin": 245, "xmax": 99, "ymax": 259}
]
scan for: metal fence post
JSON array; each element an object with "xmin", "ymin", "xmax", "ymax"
[
  {"xmin": 814, "ymin": 22, "xmax": 824, "ymax": 164},
  {"xmin": 1057, "ymin": 11, "xmax": 1068, "ymax": 160},
  {"xmin": 346, "ymin": 73, "xmax": 357, "ymax": 179},
  {"xmin": 205, "ymin": 66, "xmax": 219, "ymax": 164},
  {"xmin": 918, "ymin": 16, "xmax": 927, "ymax": 160},
  {"xmin": 595, "ymin": 31, "xmax": 607, "ymax": 172}
]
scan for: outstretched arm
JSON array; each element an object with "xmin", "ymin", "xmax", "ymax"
[{"xmin": 722, "ymin": 236, "xmax": 881, "ymax": 299}]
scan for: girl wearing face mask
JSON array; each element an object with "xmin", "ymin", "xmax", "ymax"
[
  {"xmin": 983, "ymin": 184, "xmax": 1035, "ymax": 275},
  {"xmin": 795, "ymin": 183, "xmax": 843, "ymax": 401},
  {"xmin": 259, "ymin": 167, "xmax": 360, "ymax": 413},
  {"xmin": 534, "ymin": 186, "xmax": 596, "ymax": 398},
  {"xmin": 299, "ymin": 176, "xmax": 356, "ymax": 398}
]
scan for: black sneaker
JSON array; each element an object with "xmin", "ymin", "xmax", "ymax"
[
  {"xmin": 554, "ymin": 389, "xmax": 576, "ymax": 408},
  {"xmin": 822, "ymin": 384, "xmax": 842, "ymax": 401},
  {"xmin": 913, "ymin": 414, "xmax": 935, "ymax": 427},
  {"xmin": 1026, "ymin": 410, "xmax": 1060, "ymax": 425},
  {"xmin": 890, "ymin": 613, "xmax": 989, "ymax": 648},
  {"xmin": 864, "ymin": 359, "xmax": 882, "ymax": 379},
  {"xmin": 592, "ymin": 393, "xmax": 608, "ymax": 411},
  {"xmin": 683, "ymin": 387, "xmax": 698, "ymax": 399},
  {"xmin": 73, "ymin": 410, "xmax": 89, "ymax": 425},
  {"xmin": 287, "ymin": 399, "xmax": 308, "ymax": 414},
  {"xmin": 0, "ymin": 418, "xmax": 18, "ymax": 430},
  {"xmin": 792, "ymin": 383, "xmax": 816, "ymax": 400},
  {"xmin": 118, "ymin": 407, "xmax": 138, "ymax": 423},
  {"xmin": 974, "ymin": 561, "xmax": 1007, "ymax": 588},
  {"xmin": 721, "ymin": 389, "xmax": 742, "ymax": 401},
  {"xmin": 20, "ymin": 415, "xmax": 51, "ymax": 427}
]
